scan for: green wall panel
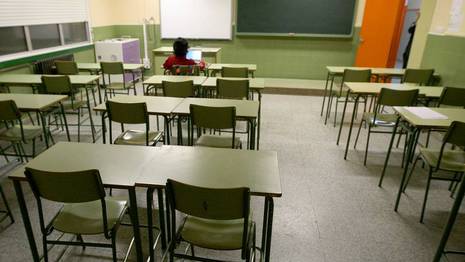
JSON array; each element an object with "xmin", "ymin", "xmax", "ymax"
[{"xmin": 421, "ymin": 34, "xmax": 465, "ymax": 87}]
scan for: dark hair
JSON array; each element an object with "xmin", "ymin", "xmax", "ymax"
[{"xmin": 173, "ymin": 37, "xmax": 189, "ymax": 57}]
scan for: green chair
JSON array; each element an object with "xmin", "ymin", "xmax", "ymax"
[
  {"xmin": 189, "ymin": 104, "xmax": 241, "ymax": 149},
  {"xmin": 221, "ymin": 67, "xmax": 249, "ymax": 78},
  {"xmin": 162, "ymin": 80, "xmax": 195, "ymax": 98},
  {"xmin": 24, "ymin": 167, "xmax": 128, "ymax": 262},
  {"xmin": 217, "ymin": 79, "xmax": 250, "ymax": 100},
  {"xmin": 402, "ymin": 68, "xmax": 435, "ymax": 85},
  {"xmin": 101, "ymin": 62, "xmax": 137, "ymax": 97},
  {"xmin": 0, "ymin": 172, "xmax": 14, "ymax": 225},
  {"xmin": 0, "ymin": 100, "xmax": 43, "ymax": 161},
  {"xmin": 55, "ymin": 61, "xmax": 79, "ymax": 75},
  {"xmin": 166, "ymin": 65, "xmax": 200, "ymax": 76},
  {"xmin": 402, "ymin": 121, "xmax": 465, "ymax": 223},
  {"xmin": 437, "ymin": 87, "xmax": 465, "ymax": 108},
  {"xmin": 354, "ymin": 88, "xmax": 419, "ymax": 166},
  {"xmin": 330, "ymin": 69, "xmax": 372, "ymax": 127},
  {"xmin": 41, "ymin": 75, "xmax": 86, "ymax": 142},
  {"xmin": 106, "ymin": 101, "xmax": 163, "ymax": 146},
  {"xmin": 165, "ymin": 179, "xmax": 256, "ymax": 262}
]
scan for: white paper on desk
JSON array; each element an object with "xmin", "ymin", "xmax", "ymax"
[{"xmin": 404, "ymin": 107, "xmax": 448, "ymax": 119}]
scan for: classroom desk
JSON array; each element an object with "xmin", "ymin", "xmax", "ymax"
[
  {"xmin": 322, "ymin": 66, "xmax": 407, "ymax": 124},
  {"xmin": 8, "ymin": 142, "xmax": 151, "ymax": 262},
  {"xmin": 172, "ymin": 97, "xmax": 260, "ymax": 150},
  {"xmin": 336, "ymin": 83, "xmax": 444, "ymax": 160},
  {"xmin": 135, "ymin": 145, "xmax": 281, "ymax": 262},
  {"xmin": 207, "ymin": 63, "xmax": 257, "ymax": 77},
  {"xmin": 77, "ymin": 62, "xmax": 144, "ymax": 76},
  {"xmin": 0, "ymin": 74, "xmax": 101, "ymax": 141},
  {"xmin": 202, "ymin": 77, "xmax": 265, "ymax": 149},
  {"xmin": 93, "ymin": 95, "xmax": 184, "ymax": 145},
  {"xmin": 142, "ymin": 75, "xmax": 207, "ymax": 95},
  {"xmin": 152, "ymin": 47, "xmax": 221, "ymax": 75},
  {"xmin": 0, "ymin": 93, "xmax": 69, "ymax": 148}
]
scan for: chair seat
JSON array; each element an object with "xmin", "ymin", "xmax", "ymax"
[
  {"xmin": 0, "ymin": 125, "xmax": 43, "ymax": 141},
  {"xmin": 181, "ymin": 215, "xmax": 253, "ymax": 250},
  {"xmin": 114, "ymin": 130, "xmax": 163, "ymax": 146},
  {"xmin": 105, "ymin": 83, "xmax": 128, "ymax": 90},
  {"xmin": 195, "ymin": 135, "xmax": 241, "ymax": 149},
  {"xmin": 53, "ymin": 197, "xmax": 127, "ymax": 235},
  {"xmin": 363, "ymin": 113, "xmax": 398, "ymax": 127},
  {"xmin": 420, "ymin": 148, "xmax": 465, "ymax": 172}
]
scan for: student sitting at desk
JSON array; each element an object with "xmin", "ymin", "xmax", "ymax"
[{"xmin": 163, "ymin": 37, "xmax": 205, "ymax": 75}]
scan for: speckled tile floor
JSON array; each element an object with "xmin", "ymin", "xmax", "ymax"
[{"xmin": 0, "ymin": 87, "xmax": 464, "ymax": 261}]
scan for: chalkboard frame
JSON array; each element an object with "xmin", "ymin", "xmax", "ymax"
[{"xmin": 235, "ymin": 0, "xmax": 357, "ymax": 38}]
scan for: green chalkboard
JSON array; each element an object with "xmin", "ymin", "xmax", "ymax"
[{"xmin": 236, "ymin": 0, "xmax": 357, "ymax": 37}]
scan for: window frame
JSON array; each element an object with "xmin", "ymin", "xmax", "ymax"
[{"xmin": 0, "ymin": 21, "xmax": 91, "ymax": 62}]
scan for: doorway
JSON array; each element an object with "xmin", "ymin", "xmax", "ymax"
[{"xmin": 395, "ymin": 0, "xmax": 422, "ymax": 68}]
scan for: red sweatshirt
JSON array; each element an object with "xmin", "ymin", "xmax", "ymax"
[{"xmin": 163, "ymin": 55, "xmax": 205, "ymax": 70}]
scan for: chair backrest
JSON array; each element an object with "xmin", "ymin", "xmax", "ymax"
[
  {"xmin": 170, "ymin": 65, "xmax": 199, "ymax": 76},
  {"xmin": 436, "ymin": 121, "xmax": 465, "ymax": 170},
  {"xmin": 438, "ymin": 87, "xmax": 465, "ymax": 108},
  {"xmin": 221, "ymin": 67, "xmax": 249, "ymax": 78},
  {"xmin": 377, "ymin": 88, "xmax": 419, "ymax": 107},
  {"xmin": 24, "ymin": 167, "xmax": 110, "ymax": 237},
  {"xmin": 165, "ymin": 179, "xmax": 250, "ymax": 254},
  {"xmin": 190, "ymin": 104, "xmax": 236, "ymax": 130},
  {"xmin": 402, "ymin": 68, "xmax": 434, "ymax": 85},
  {"xmin": 101, "ymin": 62, "xmax": 124, "ymax": 75},
  {"xmin": 106, "ymin": 101, "xmax": 148, "ymax": 124},
  {"xmin": 41, "ymin": 75, "xmax": 73, "ymax": 94},
  {"xmin": 217, "ymin": 79, "xmax": 249, "ymax": 100},
  {"xmin": 342, "ymin": 69, "xmax": 372, "ymax": 84},
  {"xmin": 0, "ymin": 100, "xmax": 21, "ymax": 121},
  {"xmin": 55, "ymin": 61, "xmax": 79, "ymax": 75},
  {"xmin": 162, "ymin": 80, "xmax": 195, "ymax": 98}
]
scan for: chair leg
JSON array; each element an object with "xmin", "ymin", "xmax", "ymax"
[
  {"xmin": 396, "ymin": 132, "xmax": 403, "ymax": 148},
  {"xmin": 43, "ymin": 236, "xmax": 49, "ymax": 262},
  {"xmin": 333, "ymin": 98, "xmax": 339, "ymax": 127},
  {"xmin": 354, "ymin": 118, "xmax": 364, "ymax": 149},
  {"xmin": 403, "ymin": 155, "xmax": 421, "ymax": 193},
  {"xmin": 77, "ymin": 108, "xmax": 81, "ymax": 143},
  {"xmin": 111, "ymin": 234, "xmax": 117, "ymax": 262},
  {"xmin": 190, "ymin": 244, "xmax": 195, "ymax": 256},
  {"xmin": 363, "ymin": 125, "xmax": 372, "ymax": 166},
  {"xmin": 18, "ymin": 143, "xmax": 28, "ymax": 162},
  {"xmin": 0, "ymin": 185, "xmax": 14, "ymax": 223},
  {"xmin": 420, "ymin": 168, "xmax": 434, "ymax": 223}
]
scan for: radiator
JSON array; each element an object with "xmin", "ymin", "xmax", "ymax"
[{"xmin": 33, "ymin": 54, "xmax": 74, "ymax": 74}]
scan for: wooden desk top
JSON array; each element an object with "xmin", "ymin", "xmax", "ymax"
[
  {"xmin": 136, "ymin": 145, "xmax": 281, "ymax": 197},
  {"xmin": 93, "ymin": 95, "xmax": 184, "ymax": 116},
  {"xmin": 394, "ymin": 107, "xmax": 465, "ymax": 129},
  {"xmin": 326, "ymin": 66, "xmax": 405, "ymax": 76},
  {"xmin": 344, "ymin": 82, "xmax": 443, "ymax": 98},
  {"xmin": 143, "ymin": 75, "xmax": 207, "ymax": 86},
  {"xmin": 77, "ymin": 63, "xmax": 144, "ymax": 71},
  {"xmin": 8, "ymin": 142, "xmax": 158, "ymax": 187},
  {"xmin": 208, "ymin": 63, "xmax": 257, "ymax": 71},
  {"xmin": 0, "ymin": 74, "xmax": 100, "ymax": 85},
  {"xmin": 0, "ymin": 93, "xmax": 68, "ymax": 111},
  {"xmin": 172, "ymin": 97, "xmax": 259, "ymax": 119},
  {"xmin": 202, "ymin": 77, "xmax": 265, "ymax": 90}
]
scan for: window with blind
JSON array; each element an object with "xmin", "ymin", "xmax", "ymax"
[{"xmin": 0, "ymin": 0, "xmax": 91, "ymax": 60}]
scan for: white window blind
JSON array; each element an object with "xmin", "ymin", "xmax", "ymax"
[{"xmin": 0, "ymin": 0, "xmax": 89, "ymax": 27}]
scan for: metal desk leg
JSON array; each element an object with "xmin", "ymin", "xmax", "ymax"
[
  {"xmin": 59, "ymin": 102, "xmax": 70, "ymax": 141},
  {"xmin": 394, "ymin": 128, "xmax": 419, "ymax": 211},
  {"xmin": 379, "ymin": 117, "xmax": 400, "ymax": 187},
  {"xmin": 336, "ymin": 90, "xmax": 350, "ymax": 145},
  {"xmin": 164, "ymin": 116, "xmax": 171, "ymax": 145},
  {"xmin": 321, "ymin": 72, "xmax": 331, "ymax": 116},
  {"xmin": 343, "ymin": 94, "xmax": 360, "ymax": 160},
  {"xmin": 128, "ymin": 187, "xmax": 143, "ymax": 262},
  {"xmin": 257, "ymin": 91, "xmax": 262, "ymax": 150},
  {"xmin": 157, "ymin": 188, "xmax": 167, "ymax": 250},
  {"xmin": 433, "ymin": 179, "xmax": 465, "ymax": 262},
  {"xmin": 38, "ymin": 111, "xmax": 49, "ymax": 148},
  {"xmin": 264, "ymin": 197, "xmax": 274, "ymax": 262},
  {"xmin": 101, "ymin": 112, "xmax": 106, "ymax": 144},
  {"xmin": 13, "ymin": 180, "xmax": 40, "ymax": 262},
  {"xmin": 96, "ymin": 79, "xmax": 102, "ymax": 104},
  {"xmin": 324, "ymin": 74, "xmax": 336, "ymax": 125},
  {"xmin": 249, "ymin": 119, "xmax": 256, "ymax": 150},
  {"xmin": 85, "ymin": 88, "xmax": 96, "ymax": 142},
  {"xmin": 147, "ymin": 188, "xmax": 166, "ymax": 262}
]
